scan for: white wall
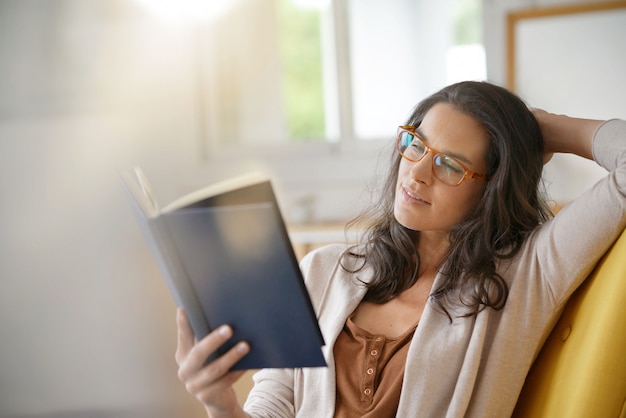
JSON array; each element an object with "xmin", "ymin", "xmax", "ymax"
[
  {"xmin": 0, "ymin": 118, "xmax": 205, "ymax": 417},
  {"xmin": 483, "ymin": 0, "xmax": 624, "ymax": 86},
  {"xmin": 0, "ymin": 0, "xmax": 624, "ymax": 416},
  {"xmin": 0, "ymin": 3, "xmax": 206, "ymax": 416}
]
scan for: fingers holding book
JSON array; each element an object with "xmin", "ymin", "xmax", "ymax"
[{"xmin": 175, "ymin": 308, "xmax": 250, "ymax": 414}]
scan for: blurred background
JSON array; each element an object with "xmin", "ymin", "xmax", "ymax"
[{"xmin": 0, "ymin": 0, "xmax": 624, "ymax": 416}]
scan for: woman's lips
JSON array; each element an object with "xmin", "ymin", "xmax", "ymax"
[{"xmin": 402, "ymin": 186, "xmax": 430, "ymax": 205}]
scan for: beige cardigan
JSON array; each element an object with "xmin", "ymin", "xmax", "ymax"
[{"xmin": 244, "ymin": 120, "xmax": 626, "ymax": 418}]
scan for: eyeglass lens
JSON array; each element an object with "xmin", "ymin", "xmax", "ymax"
[{"xmin": 398, "ymin": 131, "xmax": 466, "ymax": 185}]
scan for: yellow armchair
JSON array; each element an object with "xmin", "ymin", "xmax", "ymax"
[{"xmin": 513, "ymin": 229, "xmax": 626, "ymax": 417}]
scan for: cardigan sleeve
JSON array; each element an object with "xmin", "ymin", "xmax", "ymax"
[
  {"xmin": 243, "ymin": 367, "xmax": 296, "ymax": 418},
  {"xmin": 530, "ymin": 119, "xmax": 626, "ymax": 308}
]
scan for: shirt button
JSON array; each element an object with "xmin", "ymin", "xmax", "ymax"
[
  {"xmin": 367, "ymin": 368, "xmax": 374, "ymax": 375},
  {"xmin": 364, "ymin": 388, "xmax": 372, "ymax": 395},
  {"xmin": 370, "ymin": 349, "xmax": 378, "ymax": 356}
]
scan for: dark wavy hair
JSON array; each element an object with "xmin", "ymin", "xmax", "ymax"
[{"xmin": 344, "ymin": 81, "xmax": 553, "ymax": 319}]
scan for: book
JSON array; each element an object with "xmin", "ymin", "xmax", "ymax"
[{"xmin": 119, "ymin": 167, "xmax": 326, "ymax": 370}]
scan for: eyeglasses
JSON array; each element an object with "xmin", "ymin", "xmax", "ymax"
[{"xmin": 396, "ymin": 126, "xmax": 489, "ymax": 186}]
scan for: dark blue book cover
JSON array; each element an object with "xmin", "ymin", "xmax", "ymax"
[{"xmin": 120, "ymin": 168, "xmax": 326, "ymax": 370}]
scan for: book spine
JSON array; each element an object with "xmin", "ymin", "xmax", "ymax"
[
  {"xmin": 134, "ymin": 212, "xmax": 211, "ymax": 340},
  {"xmin": 148, "ymin": 217, "xmax": 211, "ymax": 338}
]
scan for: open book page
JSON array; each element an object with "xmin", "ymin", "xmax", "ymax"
[
  {"xmin": 119, "ymin": 167, "xmax": 269, "ymax": 215},
  {"xmin": 161, "ymin": 171, "xmax": 269, "ymax": 213},
  {"xmin": 118, "ymin": 167, "xmax": 160, "ymax": 219}
]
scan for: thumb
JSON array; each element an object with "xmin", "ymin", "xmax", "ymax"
[{"xmin": 175, "ymin": 307, "xmax": 195, "ymax": 365}]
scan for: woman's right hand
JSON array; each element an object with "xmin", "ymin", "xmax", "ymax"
[{"xmin": 175, "ymin": 308, "xmax": 251, "ymax": 418}]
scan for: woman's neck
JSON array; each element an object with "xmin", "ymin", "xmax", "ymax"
[{"xmin": 416, "ymin": 230, "xmax": 450, "ymax": 275}]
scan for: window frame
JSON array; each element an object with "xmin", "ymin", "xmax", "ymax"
[{"xmin": 186, "ymin": 0, "xmax": 484, "ymax": 223}]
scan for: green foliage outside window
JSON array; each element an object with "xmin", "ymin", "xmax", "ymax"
[
  {"xmin": 276, "ymin": 0, "xmax": 325, "ymax": 141},
  {"xmin": 273, "ymin": 0, "xmax": 480, "ymax": 141},
  {"xmin": 453, "ymin": 0, "xmax": 483, "ymax": 45}
]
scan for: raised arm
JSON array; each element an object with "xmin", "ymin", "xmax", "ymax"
[{"xmin": 529, "ymin": 112, "xmax": 626, "ymax": 306}]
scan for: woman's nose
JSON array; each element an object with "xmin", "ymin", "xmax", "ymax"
[{"xmin": 408, "ymin": 152, "xmax": 433, "ymax": 185}]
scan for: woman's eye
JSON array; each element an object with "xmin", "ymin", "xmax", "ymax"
[
  {"xmin": 410, "ymin": 140, "xmax": 425, "ymax": 153},
  {"xmin": 444, "ymin": 161, "xmax": 464, "ymax": 174},
  {"xmin": 437, "ymin": 156, "xmax": 464, "ymax": 174}
]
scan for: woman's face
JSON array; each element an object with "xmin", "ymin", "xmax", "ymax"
[{"xmin": 394, "ymin": 103, "xmax": 489, "ymax": 233}]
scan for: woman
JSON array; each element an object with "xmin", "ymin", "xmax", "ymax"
[{"xmin": 176, "ymin": 81, "xmax": 626, "ymax": 417}]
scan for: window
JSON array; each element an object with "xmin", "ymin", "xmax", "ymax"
[
  {"xmin": 132, "ymin": 0, "xmax": 485, "ymax": 221},
  {"xmin": 276, "ymin": 0, "xmax": 325, "ymax": 140},
  {"xmin": 190, "ymin": 0, "xmax": 485, "ymax": 151},
  {"xmin": 347, "ymin": 0, "xmax": 485, "ymax": 140},
  {"xmin": 447, "ymin": 0, "xmax": 486, "ymax": 85}
]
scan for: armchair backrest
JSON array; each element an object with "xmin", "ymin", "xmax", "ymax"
[{"xmin": 512, "ymin": 229, "xmax": 626, "ymax": 417}]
